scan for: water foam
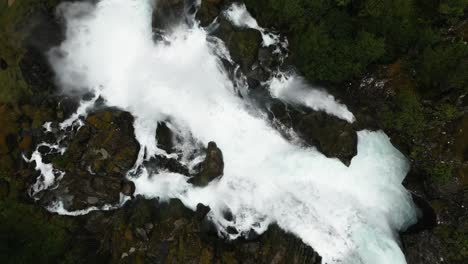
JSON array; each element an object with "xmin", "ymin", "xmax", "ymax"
[
  {"xmin": 269, "ymin": 74, "xmax": 356, "ymax": 123},
  {"xmin": 46, "ymin": 0, "xmax": 417, "ymax": 263}
]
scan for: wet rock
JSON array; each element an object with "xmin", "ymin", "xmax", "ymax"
[
  {"xmin": 214, "ymin": 17, "xmax": 262, "ymax": 72},
  {"xmin": 296, "ymin": 111, "xmax": 357, "ymax": 165},
  {"xmin": 156, "ymin": 121, "xmax": 173, "ymax": 153},
  {"xmin": 195, "ymin": 203, "xmax": 211, "ymax": 220},
  {"xmin": 190, "ymin": 141, "xmax": 224, "ymax": 186},
  {"xmin": 121, "ymin": 180, "xmax": 136, "ymax": 197},
  {"xmin": 196, "ymin": 0, "xmax": 223, "ymax": 27},
  {"xmin": 269, "ymin": 102, "xmax": 357, "ymax": 165},
  {"xmin": 43, "ymin": 109, "xmax": 140, "ymax": 211},
  {"xmin": 152, "ymin": 0, "xmax": 187, "ymax": 30},
  {"xmin": 143, "ymin": 155, "xmax": 190, "ymax": 176}
]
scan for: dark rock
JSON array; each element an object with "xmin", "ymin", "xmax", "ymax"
[
  {"xmin": 37, "ymin": 145, "xmax": 51, "ymax": 155},
  {"xmin": 222, "ymin": 209, "xmax": 234, "ymax": 221},
  {"xmin": 143, "ymin": 155, "xmax": 190, "ymax": 176},
  {"xmin": 403, "ymin": 193, "xmax": 437, "ymax": 234},
  {"xmin": 214, "ymin": 17, "xmax": 262, "ymax": 72},
  {"xmin": 156, "ymin": 121, "xmax": 173, "ymax": 153},
  {"xmin": 0, "ymin": 179, "xmax": 10, "ymax": 199},
  {"xmin": 56, "ymin": 96, "xmax": 80, "ymax": 121},
  {"xmin": 195, "ymin": 203, "xmax": 211, "ymax": 220},
  {"xmin": 196, "ymin": 0, "xmax": 223, "ymax": 27},
  {"xmin": 0, "ymin": 58, "xmax": 7, "ymax": 70},
  {"xmin": 190, "ymin": 141, "xmax": 224, "ymax": 186},
  {"xmin": 42, "ymin": 109, "xmax": 140, "ymax": 211},
  {"xmin": 269, "ymin": 102, "xmax": 357, "ymax": 165},
  {"xmin": 245, "ymin": 228, "xmax": 260, "ymax": 241},
  {"xmin": 81, "ymin": 92, "xmax": 95, "ymax": 101},
  {"xmin": 152, "ymin": 0, "xmax": 187, "ymax": 30},
  {"xmin": 120, "ymin": 180, "xmax": 136, "ymax": 197},
  {"xmin": 296, "ymin": 111, "xmax": 357, "ymax": 165},
  {"xmin": 5, "ymin": 134, "xmax": 18, "ymax": 154},
  {"xmin": 226, "ymin": 226, "xmax": 239, "ymax": 235}
]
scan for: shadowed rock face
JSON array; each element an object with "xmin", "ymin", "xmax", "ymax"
[
  {"xmin": 296, "ymin": 111, "xmax": 357, "ymax": 166},
  {"xmin": 78, "ymin": 197, "xmax": 322, "ymax": 264},
  {"xmin": 197, "ymin": 0, "xmax": 223, "ymax": 27},
  {"xmin": 269, "ymin": 101, "xmax": 357, "ymax": 166}
]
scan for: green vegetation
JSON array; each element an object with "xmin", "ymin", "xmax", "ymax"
[
  {"xmin": 381, "ymin": 88, "xmax": 425, "ymax": 138},
  {"xmin": 414, "ymin": 41, "xmax": 468, "ymax": 95},
  {"xmin": 434, "ymin": 103, "xmax": 463, "ymax": 121},
  {"xmin": 244, "ymin": 0, "xmax": 468, "ymax": 84},
  {"xmin": 429, "ymin": 162, "xmax": 454, "ymax": 185},
  {"xmin": 0, "ymin": 0, "xmax": 59, "ymax": 103}
]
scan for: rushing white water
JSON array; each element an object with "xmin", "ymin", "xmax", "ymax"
[
  {"xmin": 45, "ymin": 0, "xmax": 417, "ymax": 263},
  {"xmin": 224, "ymin": 2, "xmax": 283, "ymax": 49},
  {"xmin": 269, "ymin": 74, "xmax": 356, "ymax": 123}
]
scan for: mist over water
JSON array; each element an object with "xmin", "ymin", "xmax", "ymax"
[{"xmin": 44, "ymin": 0, "xmax": 417, "ymax": 263}]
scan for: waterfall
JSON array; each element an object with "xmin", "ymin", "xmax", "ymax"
[{"xmin": 31, "ymin": 0, "xmax": 418, "ymax": 263}]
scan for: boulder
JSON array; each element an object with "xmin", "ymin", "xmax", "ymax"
[
  {"xmin": 190, "ymin": 141, "xmax": 224, "ymax": 186},
  {"xmin": 296, "ymin": 111, "xmax": 357, "ymax": 166},
  {"xmin": 214, "ymin": 17, "xmax": 262, "ymax": 72},
  {"xmin": 269, "ymin": 101, "xmax": 357, "ymax": 165},
  {"xmin": 196, "ymin": 0, "xmax": 224, "ymax": 27}
]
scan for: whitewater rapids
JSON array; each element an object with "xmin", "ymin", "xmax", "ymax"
[{"xmin": 46, "ymin": 0, "xmax": 417, "ymax": 263}]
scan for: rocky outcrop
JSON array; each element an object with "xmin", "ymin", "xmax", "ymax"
[
  {"xmin": 214, "ymin": 16, "xmax": 262, "ymax": 73},
  {"xmin": 269, "ymin": 101, "xmax": 357, "ymax": 165},
  {"xmin": 197, "ymin": 0, "xmax": 224, "ymax": 26},
  {"xmin": 296, "ymin": 111, "xmax": 357, "ymax": 166},
  {"xmin": 190, "ymin": 141, "xmax": 224, "ymax": 186},
  {"xmin": 76, "ymin": 197, "xmax": 322, "ymax": 264},
  {"xmin": 38, "ymin": 109, "xmax": 140, "ymax": 211}
]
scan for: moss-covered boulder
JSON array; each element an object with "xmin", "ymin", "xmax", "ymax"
[
  {"xmin": 213, "ymin": 16, "xmax": 262, "ymax": 72},
  {"xmin": 297, "ymin": 111, "xmax": 357, "ymax": 166}
]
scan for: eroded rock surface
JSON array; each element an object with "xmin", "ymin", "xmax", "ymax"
[{"xmin": 39, "ymin": 109, "xmax": 140, "ymax": 211}]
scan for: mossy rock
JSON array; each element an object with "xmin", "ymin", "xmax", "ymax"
[
  {"xmin": 196, "ymin": 0, "xmax": 224, "ymax": 27},
  {"xmin": 214, "ymin": 17, "xmax": 262, "ymax": 72}
]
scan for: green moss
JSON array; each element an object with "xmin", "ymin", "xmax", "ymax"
[
  {"xmin": 434, "ymin": 222, "xmax": 468, "ymax": 262},
  {"xmin": 429, "ymin": 162, "xmax": 454, "ymax": 185},
  {"xmin": 226, "ymin": 29, "xmax": 261, "ymax": 70},
  {"xmin": 0, "ymin": 0, "xmax": 59, "ymax": 103},
  {"xmin": 434, "ymin": 103, "xmax": 463, "ymax": 122},
  {"xmin": 415, "ymin": 40, "xmax": 468, "ymax": 94},
  {"xmin": 0, "ymin": 168, "xmax": 71, "ymax": 264},
  {"xmin": 380, "ymin": 88, "xmax": 426, "ymax": 138}
]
